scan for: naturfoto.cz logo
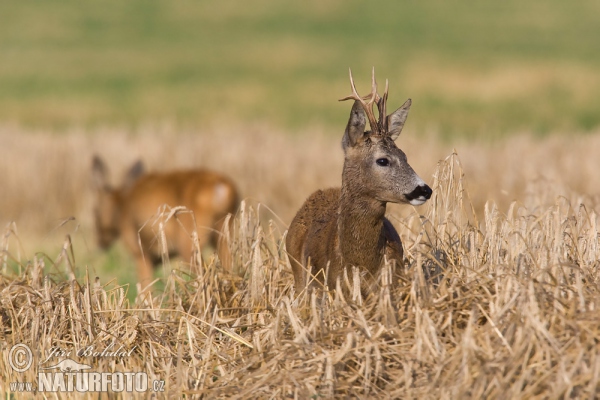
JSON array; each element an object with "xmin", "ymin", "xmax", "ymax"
[{"xmin": 7, "ymin": 343, "xmax": 165, "ymax": 394}]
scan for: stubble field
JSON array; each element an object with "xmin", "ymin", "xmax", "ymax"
[{"xmin": 1, "ymin": 125, "xmax": 600, "ymax": 398}]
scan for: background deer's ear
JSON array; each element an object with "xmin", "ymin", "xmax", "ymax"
[
  {"xmin": 91, "ymin": 155, "xmax": 109, "ymax": 191},
  {"xmin": 342, "ymin": 100, "xmax": 367, "ymax": 149},
  {"xmin": 123, "ymin": 160, "xmax": 144, "ymax": 190},
  {"xmin": 387, "ymin": 98, "xmax": 411, "ymax": 141}
]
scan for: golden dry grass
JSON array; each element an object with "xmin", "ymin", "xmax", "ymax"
[
  {"xmin": 1, "ymin": 150, "xmax": 599, "ymax": 398},
  {"xmin": 1, "ymin": 124, "xmax": 599, "ymax": 238}
]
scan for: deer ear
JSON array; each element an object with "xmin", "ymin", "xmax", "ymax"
[
  {"xmin": 91, "ymin": 155, "xmax": 109, "ymax": 190},
  {"xmin": 123, "ymin": 160, "xmax": 144, "ymax": 190},
  {"xmin": 387, "ymin": 98, "xmax": 411, "ymax": 141},
  {"xmin": 342, "ymin": 100, "xmax": 367, "ymax": 148}
]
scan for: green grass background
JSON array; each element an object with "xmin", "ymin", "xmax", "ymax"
[{"xmin": 1, "ymin": 0, "xmax": 599, "ymax": 136}]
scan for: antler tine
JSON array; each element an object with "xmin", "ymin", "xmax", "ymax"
[
  {"xmin": 370, "ymin": 66, "xmax": 378, "ymax": 101},
  {"xmin": 339, "ymin": 68, "xmax": 380, "ymax": 133},
  {"xmin": 377, "ymin": 79, "xmax": 389, "ymax": 131},
  {"xmin": 364, "ymin": 66, "xmax": 378, "ymax": 108}
]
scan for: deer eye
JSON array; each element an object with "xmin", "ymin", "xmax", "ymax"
[{"xmin": 376, "ymin": 158, "xmax": 390, "ymax": 167}]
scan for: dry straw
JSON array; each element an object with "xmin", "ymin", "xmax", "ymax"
[
  {"xmin": 2, "ymin": 124, "xmax": 600, "ymax": 243},
  {"xmin": 1, "ymin": 152, "xmax": 599, "ymax": 398}
]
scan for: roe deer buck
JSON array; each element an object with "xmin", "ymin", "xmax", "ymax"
[
  {"xmin": 91, "ymin": 156, "xmax": 239, "ymax": 287},
  {"xmin": 286, "ymin": 68, "xmax": 432, "ymax": 295}
]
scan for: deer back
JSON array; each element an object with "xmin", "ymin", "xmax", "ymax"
[{"xmin": 91, "ymin": 156, "xmax": 239, "ymax": 265}]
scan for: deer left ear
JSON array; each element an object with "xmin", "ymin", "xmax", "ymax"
[
  {"xmin": 91, "ymin": 155, "xmax": 109, "ymax": 191},
  {"xmin": 342, "ymin": 100, "xmax": 367, "ymax": 149},
  {"xmin": 387, "ymin": 98, "xmax": 411, "ymax": 141}
]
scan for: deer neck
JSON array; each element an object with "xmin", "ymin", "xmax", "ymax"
[{"xmin": 338, "ymin": 176, "xmax": 387, "ymax": 271}]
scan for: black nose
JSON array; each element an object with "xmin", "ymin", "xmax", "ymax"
[{"xmin": 406, "ymin": 184, "xmax": 432, "ymax": 201}]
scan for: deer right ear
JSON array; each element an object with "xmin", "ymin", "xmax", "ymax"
[
  {"xmin": 91, "ymin": 155, "xmax": 109, "ymax": 190},
  {"xmin": 123, "ymin": 160, "xmax": 144, "ymax": 190},
  {"xmin": 342, "ymin": 100, "xmax": 367, "ymax": 148},
  {"xmin": 387, "ymin": 98, "xmax": 411, "ymax": 141}
]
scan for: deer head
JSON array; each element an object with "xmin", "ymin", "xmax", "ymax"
[
  {"xmin": 91, "ymin": 155, "xmax": 145, "ymax": 249},
  {"xmin": 339, "ymin": 68, "xmax": 432, "ymax": 206}
]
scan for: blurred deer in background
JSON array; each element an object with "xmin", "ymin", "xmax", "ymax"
[
  {"xmin": 286, "ymin": 68, "xmax": 432, "ymax": 296},
  {"xmin": 91, "ymin": 156, "xmax": 239, "ymax": 287}
]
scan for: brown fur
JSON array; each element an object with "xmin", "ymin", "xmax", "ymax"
[
  {"xmin": 92, "ymin": 156, "xmax": 239, "ymax": 287},
  {"xmin": 287, "ymin": 71, "xmax": 431, "ymax": 295},
  {"xmin": 287, "ymin": 187, "xmax": 403, "ymax": 293}
]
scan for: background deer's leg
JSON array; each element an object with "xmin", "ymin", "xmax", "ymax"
[{"xmin": 175, "ymin": 212, "xmax": 207, "ymax": 273}]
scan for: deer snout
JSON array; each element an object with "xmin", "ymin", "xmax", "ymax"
[
  {"xmin": 97, "ymin": 235, "xmax": 113, "ymax": 250},
  {"xmin": 96, "ymin": 228, "xmax": 119, "ymax": 250},
  {"xmin": 406, "ymin": 184, "xmax": 432, "ymax": 206}
]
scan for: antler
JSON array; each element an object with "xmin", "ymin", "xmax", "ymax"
[
  {"xmin": 374, "ymin": 79, "xmax": 389, "ymax": 132},
  {"xmin": 339, "ymin": 67, "xmax": 380, "ymax": 133}
]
